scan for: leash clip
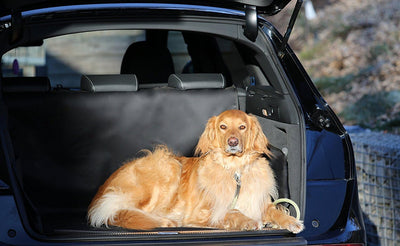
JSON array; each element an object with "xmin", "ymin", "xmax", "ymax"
[
  {"xmin": 234, "ymin": 171, "xmax": 241, "ymax": 186},
  {"xmin": 230, "ymin": 172, "xmax": 242, "ymax": 209}
]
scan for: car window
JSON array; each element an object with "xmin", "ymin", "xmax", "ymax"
[
  {"xmin": 1, "ymin": 30, "xmax": 195, "ymax": 88},
  {"xmin": 2, "ymin": 30, "xmax": 268, "ymax": 89}
]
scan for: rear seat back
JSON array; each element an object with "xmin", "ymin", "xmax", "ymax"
[
  {"xmin": 2, "ymin": 77, "xmax": 51, "ymax": 93},
  {"xmin": 3, "ymin": 74, "xmax": 238, "ymax": 223}
]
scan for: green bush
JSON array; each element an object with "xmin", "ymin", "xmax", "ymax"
[
  {"xmin": 314, "ymin": 74, "xmax": 354, "ymax": 94},
  {"xmin": 341, "ymin": 91, "xmax": 400, "ymax": 132}
]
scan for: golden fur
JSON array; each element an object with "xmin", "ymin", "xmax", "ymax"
[{"xmin": 88, "ymin": 109, "xmax": 304, "ymax": 233}]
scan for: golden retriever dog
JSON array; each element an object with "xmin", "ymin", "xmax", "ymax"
[{"xmin": 88, "ymin": 109, "xmax": 304, "ymax": 233}]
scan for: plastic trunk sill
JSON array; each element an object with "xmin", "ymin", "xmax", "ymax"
[{"xmin": 46, "ymin": 227, "xmax": 297, "ymax": 241}]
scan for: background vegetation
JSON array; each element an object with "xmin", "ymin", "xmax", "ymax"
[{"xmin": 269, "ymin": 0, "xmax": 400, "ymax": 133}]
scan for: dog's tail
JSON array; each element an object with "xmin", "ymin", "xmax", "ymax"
[
  {"xmin": 87, "ymin": 145, "xmax": 181, "ymax": 228},
  {"xmin": 88, "ymin": 191, "xmax": 178, "ymax": 229},
  {"xmin": 88, "ymin": 191, "xmax": 131, "ymax": 228}
]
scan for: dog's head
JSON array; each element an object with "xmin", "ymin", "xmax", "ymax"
[{"xmin": 195, "ymin": 109, "xmax": 271, "ymax": 157}]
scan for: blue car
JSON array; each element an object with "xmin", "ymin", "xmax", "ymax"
[{"xmin": 0, "ymin": 0, "xmax": 365, "ymax": 245}]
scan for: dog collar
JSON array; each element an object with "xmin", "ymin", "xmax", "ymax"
[{"xmin": 229, "ymin": 171, "xmax": 241, "ymax": 209}]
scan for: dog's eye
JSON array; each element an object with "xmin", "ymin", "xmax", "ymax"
[
  {"xmin": 220, "ymin": 124, "xmax": 227, "ymax": 130},
  {"xmin": 239, "ymin": 125, "xmax": 246, "ymax": 130}
]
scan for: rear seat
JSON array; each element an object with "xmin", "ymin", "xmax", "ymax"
[
  {"xmin": 3, "ymin": 73, "xmax": 239, "ymax": 232},
  {"xmin": 2, "ymin": 76, "xmax": 51, "ymax": 93}
]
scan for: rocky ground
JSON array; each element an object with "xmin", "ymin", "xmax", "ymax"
[{"xmin": 269, "ymin": 0, "xmax": 400, "ymax": 133}]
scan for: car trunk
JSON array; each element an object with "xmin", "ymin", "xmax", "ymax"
[
  {"xmin": 2, "ymin": 79, "xmax": 306, "ymax": 241},
  {"xmin": 0, "ymin": 1, "xmax": 307, "ymax": 243}
]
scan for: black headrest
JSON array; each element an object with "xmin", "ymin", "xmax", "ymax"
[
  {"xmin": 168, "ymin": 73, "xmax": 225, "ymax": 90},
  {"xmin": 2, "ymin": 77, "xmax": 51, "ymax": 92},
  {"xmin": 80, "ymin": 74, "xmax": 138, "ymax": 92},
  {"xmin": 120, "ymin": 41, "xmax": 174, "ymax": 83}
]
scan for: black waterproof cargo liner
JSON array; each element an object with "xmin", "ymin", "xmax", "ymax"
[{"xmin": 3, "ymin": 85, "xmax": 303, "ymax": 240}]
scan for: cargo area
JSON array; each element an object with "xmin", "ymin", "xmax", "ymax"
[{"xmin": 1, "ymin": 29, "xmax": 306, "ymax": 241}]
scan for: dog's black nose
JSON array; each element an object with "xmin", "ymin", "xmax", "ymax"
[{"xmin": 228, "ymin": 137, "xmax": 239, "ymax": 147}]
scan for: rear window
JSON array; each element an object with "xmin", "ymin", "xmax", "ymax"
[
  {"xmin": 2, "ymin": 30, "xmax": 191, "ymax": 88},
  {"xmin": 2, "ymin": 30, "xmax": 268, "ymax": 89}
]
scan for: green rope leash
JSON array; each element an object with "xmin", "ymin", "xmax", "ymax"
[{"xmin": 273, "ymin": 198, "xmax": 301, "ymax": 220}]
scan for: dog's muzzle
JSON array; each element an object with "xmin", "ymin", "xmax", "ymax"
[{"xmin": 226, "ymin": 137, "xmax": 242, "ymax": 154}]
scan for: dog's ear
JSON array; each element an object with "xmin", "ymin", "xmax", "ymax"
[
  {"xmin": 248, "ymin": 115, "xmax": 272, "ymax": 157},
  {"xmin": 195, "ymin": 116, "xmax": 217, "ymax": 156}
]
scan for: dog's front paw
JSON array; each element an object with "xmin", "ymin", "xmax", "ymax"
[
  {"xmin": 160, "ymin": 218, "xmax": 178, "ymax": 228},
  {"xmin": 266, "ymin": 216, "xmax": 304, "ymax": 234},
  {"xmin": 224, "ymin": 218, "xmax": 259, "ymax": 231},
  {"xmin": 263, "ymin": 204, "xmax": 304, "ymax": 234},
  {"xmin": 221, "ymin": 210, "xmax": 261, "ymax": 231},
  {"xmin": 280, "ymin": 215, "xmax": 304, "ymax": 234},
  {"xmin": 286, "ymin": 218, "xmax": 304, "ymax": 234}
]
